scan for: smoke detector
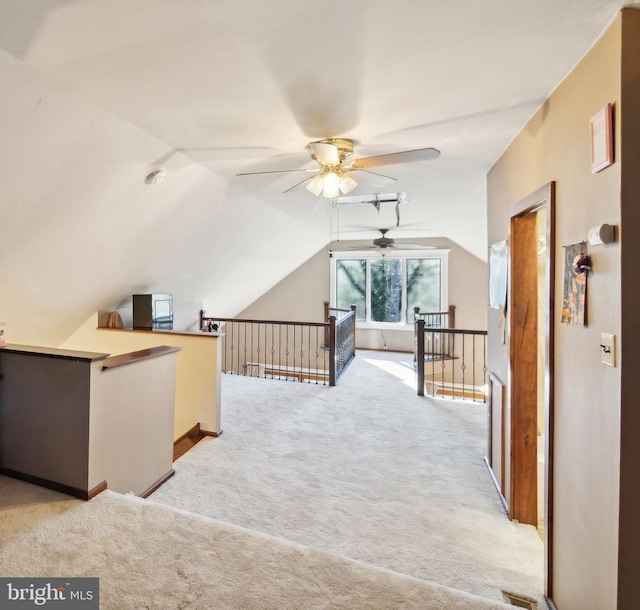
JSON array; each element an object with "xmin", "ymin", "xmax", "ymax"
[{"xmin": 145, "ymin": 168, "xmax": 166, "ymax": 185}]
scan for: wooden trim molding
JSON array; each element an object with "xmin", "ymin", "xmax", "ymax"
[
  {"xmin": 174, "ymin": 423, "xmax": 203, "ymax": 445},
  {"xmin": 101, "ymin": 345, "xmax": 181, "ymax": 371},
  {"xmin": 0, "ymin": 467, "xmax": 105, "ymax": 501},
  {"xmin": 1, "ymin": 344, "xmax": 109, "ymax": 362},
  {"xmin": 509, "ymin": 181, "xmax": 555, "ymax": 600},
  {"xmin": 139, "ymin": 470, "xmax": 175, "ymax": 498},
  {"xmin": 173, "ymin": 423, "xmax": 222, "ymax": 462},
  {"xmin": 87, "ymin": 480, "xmax": 108, "ymax": 499}
]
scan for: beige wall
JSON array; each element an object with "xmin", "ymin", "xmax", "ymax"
[
  {"xmin": 239, "ymin": 238, "xmax": 487, "ymax": 352},
  {"xmin": 89, "ymin": 352, "xmax": 177, "ymax": 495},
  {"xmin": 62, "ymin": 314, "xmax": 222, "ymax": 440},
  {"xmin": 238, "ymin": 247, "xmax": 330, "ymax": 323},
  {"xmin": 487, "ymin": 13, "xmax": 634, "ymax": 609}
]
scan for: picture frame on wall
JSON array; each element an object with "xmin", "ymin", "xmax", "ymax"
[{"xmin": 590, "ymin": 103, "xmax": 613, "ymax": 173}]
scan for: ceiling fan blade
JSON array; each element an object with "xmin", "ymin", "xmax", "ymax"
[
  {"xmin": 390, "ymin": 243, "xmax": 436, "ymax": 250},
  {"xmin": 351, "ymin": 169, "xmax": 397, "ymax": 188},
  {"xmin": 283, "ymin": 176, "xmax": 313, "ymax": 193},
  {"xmin": 236, "ymin": 168, "xmax": 319, "ymax": 176},
  {"xmin": 309, "ymin": 141, "xmax": 340, "ymax": 166},
  {"xmin": 351, "ymin": 147, "xmax": 440, "ymax": 169}
]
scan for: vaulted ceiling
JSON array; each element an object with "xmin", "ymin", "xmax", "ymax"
[{"xmin": 0, "ymin": 0, "xmax": 636, "ymax": 344}]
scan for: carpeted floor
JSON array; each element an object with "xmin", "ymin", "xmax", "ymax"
[
  {"xmin": 0, "ymin": 475, "xmax": 516, "ymax": 609},
  {"xmin": 0, "ymin": 350, "xmax": 545, "ymax": 609},
  {"xmin": 149, "ymin": 350, "xmax": 545, "ymax": 608}
]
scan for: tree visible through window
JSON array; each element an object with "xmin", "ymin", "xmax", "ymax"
[
  {"xmin": 371, "ymin": 258, "xmax": 402, "ymax": 322},
  {"xmin": 406, "ymin": 258, "xmax": 441, "ymax": 322},
  {"xmin": 334, "ymin": 254, "xmax": 445, "ymax": 325},
  {"xmin": 336, "ymin": 259, "xmax": 366, "ymax": 320}
]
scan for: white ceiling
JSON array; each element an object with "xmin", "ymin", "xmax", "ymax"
[{"xmin": 0, "ymin": 0, "xmax": 636, "ymax": 342}]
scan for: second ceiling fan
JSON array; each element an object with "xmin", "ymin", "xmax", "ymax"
[
  {"xmin": 237, "ymin": 138, "xmax": 440, "ymax": 198},
  {"xmin": 339, "ymin": 228, "xmax": 436, "ymax": 254}
]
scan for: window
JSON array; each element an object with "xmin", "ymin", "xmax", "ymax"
[
  {"xmin": 332, "ymin": 249, "xmax": 448, "ymax": 327},
  {"xmin": 336, "ymin": 259, "xmax": 366, "ymax": 321}
]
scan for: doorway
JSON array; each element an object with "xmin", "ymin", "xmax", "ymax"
[{"xmin": 509, "ymin": 182, "xmax": 555, "ymax": 596}]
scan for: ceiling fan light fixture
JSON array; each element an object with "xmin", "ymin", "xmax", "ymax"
[
  {"xmin": 238, "ymin": 140, "xmax": 440, "ymax": 198},
  {"xmin": 321, "ymin": 171, "xmax": 341, "ymax": 198},
  {"xmin": 338, "ymin": 173, "xmax": 357, "ymax": 195},
  {"xmin": 306, "ymin": 170, "xmax": 358, "ymax": 198},
  {"xmin": 306, "ymin": 174, "xmax": 325, "ymax": 196}
]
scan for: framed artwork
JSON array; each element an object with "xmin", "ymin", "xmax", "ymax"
[{"xmin": 590, "ymin": 103, "xmax": 613, "ymax": 173}]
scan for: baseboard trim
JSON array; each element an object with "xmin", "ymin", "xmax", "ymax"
[
  {"xmin": 483, "ymin": 456, "xmax": 509, "ymax": 515},
  {"xmin": 88, "ymin": 480, "xmax": 108, "ymax": 499},
  {"xmin": 173, "ymin": 423, "xmax": 223, "ymax": 442},
  {"xmin": 173, "ymin": 423, "xmax": 221, "ymax": 461},
  {"xmin": 0, "ymin": 466, "xmax": 100, "ymax": 501},
  {"xmin": 139, "ymin": 470, "xmax": 175, "ymax": 498},
  {"xmin": 174, "ymin": 423, "xmax": 202, "ymax": 445}
]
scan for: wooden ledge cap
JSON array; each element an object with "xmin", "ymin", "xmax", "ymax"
[{"xmin": 101, "ymin": 345, "xmax": 181, "ymax": 371}]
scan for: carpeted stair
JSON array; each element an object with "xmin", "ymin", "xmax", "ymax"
[{"xmin": 0, "ymin": 476, "xmax": 517, "ymax": 609}]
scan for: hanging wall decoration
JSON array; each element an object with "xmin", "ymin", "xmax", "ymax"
[
  {"xmin": 561, "ymin": 242, "xmax": 590, "ymax": 326},
  {"xmin": 489, "ymin": 240, "xmax": 508, "ymax": 309}
]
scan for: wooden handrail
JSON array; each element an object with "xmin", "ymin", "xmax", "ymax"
[
  {"xmin": 101, "ymin": 345, "xmax": 181, "ymax": 371},
  {"xmin": 201, "ymin": 310, "xmax": 327, "ymax": 329},
  {"xmin": 413, "ymin": 305, "xmax": 456, "ymax": 328},
  {"xmin": 421, "ymin": 328, "xmax": 487, "ymax": 336}
]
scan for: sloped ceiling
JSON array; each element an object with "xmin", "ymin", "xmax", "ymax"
[{"xmin": 0, "ymin": 0, "xmax": 636, "ymax": 345}]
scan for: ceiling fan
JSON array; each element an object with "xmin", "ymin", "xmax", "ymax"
[
  {"xmin": 236, "ymin": 138, "xmax": 440, "ymax": 198},
  {"xmin": 342, "ymin": 228, "xmax": 436, "ymax": 253}
]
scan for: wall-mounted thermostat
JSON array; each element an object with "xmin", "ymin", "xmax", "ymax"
[{"xmin": 588, "ymin": 223, "xmax": 615, "ymax": 245}]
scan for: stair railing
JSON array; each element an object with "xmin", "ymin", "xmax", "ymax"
[
  {"xmin": 200, "ymin": 307, "xmax": 356, "ymax": 386},
  {"xmin": 415, "ymin": 318, "xmax": 488, "ymax": 402}
]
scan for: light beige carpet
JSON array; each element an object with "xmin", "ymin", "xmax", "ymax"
[
  {"xmin": 150, "ymin": 351, "xmax": 546, "ymax": 607},
  {"xmin": 0, "ymin": 475, "xmax": 515, "ymax": 609}
]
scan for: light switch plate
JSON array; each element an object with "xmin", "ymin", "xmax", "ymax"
[{"xmin": 601, "ymin": 333, "xmax": 616, "ymax": 367}]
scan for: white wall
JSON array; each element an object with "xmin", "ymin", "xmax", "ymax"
[{"xmin": 0, "ymin": 49, "xmax": 330, "ymax": 348}]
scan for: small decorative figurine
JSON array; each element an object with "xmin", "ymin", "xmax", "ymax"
[{"xmin": 572, "ymin": 251, "xmax": 591, "ymax": 275}]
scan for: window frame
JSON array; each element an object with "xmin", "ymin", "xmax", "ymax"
[{"xmin": 330, "ymin": 248, "xmax": 449, "ymax": 330}]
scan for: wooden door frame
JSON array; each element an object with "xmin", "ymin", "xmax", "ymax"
[{"xmin": 508, "ymin": 182, "xmax": 555, "ymax": 598}]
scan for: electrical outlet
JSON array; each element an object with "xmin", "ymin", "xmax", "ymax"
[{"xmin": 600, "ymin": 333, "xmax": 616, "ymax": 367}]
